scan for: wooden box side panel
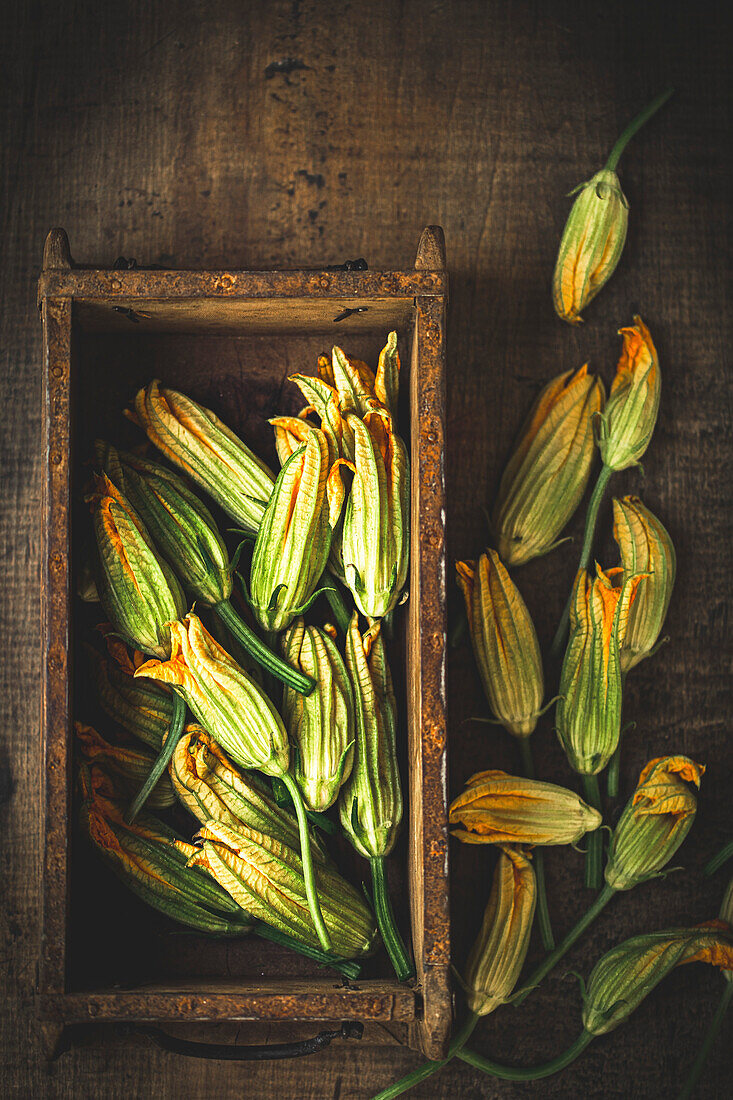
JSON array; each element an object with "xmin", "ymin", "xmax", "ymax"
[
  {"xmin": 407, "ymin": 287, "xmax": 451, "ymax": 1054},
  {"xmin": 40, "ymin": 298, "xmax": 73, "ymax": 996}
]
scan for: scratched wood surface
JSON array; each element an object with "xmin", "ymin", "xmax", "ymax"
[{"xmin": 1, "ymin": 0, "xmax": 730, "ymax": 1096}]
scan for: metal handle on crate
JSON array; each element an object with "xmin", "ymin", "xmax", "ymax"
[{"xmin": 135, "ymin": 1020, "xmax": 364, "ymax": 1061}]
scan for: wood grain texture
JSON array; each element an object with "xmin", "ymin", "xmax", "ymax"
[{"xmin": 1, "ymin": 0, "xmax": 730, "ymax": 1096}]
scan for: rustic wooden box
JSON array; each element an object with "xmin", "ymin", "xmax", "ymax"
[{"xmin": 37, "ymin": 226, "xmax": 450, "ymax": 1061}]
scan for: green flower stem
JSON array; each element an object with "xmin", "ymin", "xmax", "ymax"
[
  {"xmin": 678, "ymin": 982, "xmax": 733, "ymax": 1100},
  {"xmin": 370, "ymin": 1012, "xmax": 480, "ymax": 1100},
  {"xmin": 126, "ymin": 692, "xmax": 187, "ymax": 822},
  {"xmin": 254, "ymin": 922, "xmax": 360, "ymax": 981},
  {"xmin": 324, "ymin": 581, "xmax": 353, "ymax": 634},
  {"xmin": 457, "ymin": 1028, "xmax": 595, "ymax": 1080},
  {"xmin": 281, "ymin": 771, "xmax": 332, "ymax": 953},
  {"xmin": 213, "ymin": 599, "xmax": 315, "ymax": 695},
  {"xmin": 582, "ymin": 772, "xmax": 604, "ymax": 890},
  {"xmin": 550, "ymin": 464, "xmax": 613, "ymax": 659},
  {"xmin": 604, "ymin": 88, "xmax": 674, "ymax": 172},
  {"xmin": 704, "ymin": 839, "xmax": 733, "ymax": 877},
  {"xmin": 514, "ymin": 883, "xmax": 616, "ymax": 1007},
  {"xmin": 370, "ymin": 856, "xmax": 416, "ymax": 983},
  {"xmin": 519, "ymin": 738, "xmax": 555, "ymax": 951}
]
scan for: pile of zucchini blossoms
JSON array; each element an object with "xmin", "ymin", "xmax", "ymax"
[
  {"xmin": 78, "ymin": 333, "xmax": 415, "ymax": 982},
  {"xmin": 372, "ymin": 90, "xmax": 733, "ymax": 1099}
]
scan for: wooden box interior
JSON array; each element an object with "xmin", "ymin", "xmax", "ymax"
[{"xmin": 68, "ymin": 305, "xmax": 416, "ymax": 994}]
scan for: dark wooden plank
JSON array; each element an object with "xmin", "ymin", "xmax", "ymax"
[{"xmin": 1, "ymin": 0, "xmax": 730, "ymax": 1096}]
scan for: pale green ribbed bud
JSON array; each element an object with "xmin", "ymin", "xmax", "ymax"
[
  {"xmin": 91, "ymin": 475, "xmax": 186, "ymax": 658},
  {"xmin": 466, "ymin": 846, "xmax": 537, "ymax": 1016},
  {"xmin": 96, "ymin": 442, "xmax": 231, "ymax": 606},
  {"xmin": 249, "ymin": 428, "xmax": 344, "ymax": 632},
  {"xmin": 583, "ymin": 925, "xmax": 733, "ymax": 1036},
  {"xmin": 338, "ymin": 614, "xmax": 402, "ymax": 859},
  {"xmin": 492, "ymin": 367, "xmax": 604, "ymax": 567},
  {"xmin": 605, "ymin": 755, "xmax": 704, "ymax": 891},
  {"xmin": 188, "ymin": 819, "xmax": 377, "ymax": 958},
  {"xmin": 128, "ymin": 380, "xmax": 274, "ymax": 534},
  {"xmin": 456, "ymin": 550, "xmax": 543, "ymax": 737},
  {"xmin": 613, "ymin": 495, "xmax": 676, "ymax": 672},
  {"xmin": 281, "ymin": 619, "xmax": 355, "ymax": 812}
]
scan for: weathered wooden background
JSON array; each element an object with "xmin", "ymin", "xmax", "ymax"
[{"xmin": 1, "ymin": 0, "xmax": 730, "ymax": 1096}]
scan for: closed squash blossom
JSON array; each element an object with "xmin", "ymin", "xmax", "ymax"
[
  {"xmin": 553, "ymin": 169, "xmax": 628, "ymax": 325},
  {"xmin": 189, "ymin": 819, "xmax": 377, "ymax": 958},
  {"xmin": 128, "ymin": 380, "xmax": 275, "ymax": 534},
  {"xmin": 456, "ymin": 551, "xmax": 543, "ymax": 738},
  {"xmin": 605, "ymin": 755, "xmax": 704, "ymax": 891},
  {"xmin": 556, "ymin": 565, "xmax": 642, "ymax": 775},
  {"xmin": 281, "ymin": 619, "xmax": 355, "ymax": 812},
  {"xmin": 613, "ymin": 495, "xmax": 676, "ymax": 672},
  {"xmin": 598, "ymin": 317, "xmax": 661, "ymax": 472},
  {"xmin": 492, "ymin": 366, "xmax": 604, "ymax": 568},
  {"xmin": 449, "ymin": 770, "xmax": 601, "ymax": 846},
  {"xmin": 249, "ymin": 427, "xmax": 345, "ymax": 632},
  {"xmin": 136, "ymin": 613, "xmax": 290, "ymax": 778},
  {"xmin": 583, "ymin": 923, "xmax": 733, "ymax": 1036},
  {"xmin": 466, "ymin": 846, "xmax": 537, "ymax": 1016},
  {"xmin": 91, "ymin": 475, "xmax": 186, "ymax": 658},
  {"xmin": 340, "ymin": 409, "xmax": 410, "ymax": 619}
]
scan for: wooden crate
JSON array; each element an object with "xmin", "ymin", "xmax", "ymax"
[{"xmin": 37, "ymin": 226, "xmax": 450, "ymax": 1061}]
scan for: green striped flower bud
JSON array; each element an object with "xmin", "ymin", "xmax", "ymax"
[
  {"xmin": 281, "ymin": 619, "xmax": 355, "ymax": 812},
  {"xmin": 96, "ymin": 443, "xmax": 232, "ymax": 606},
  {"xmin": 456, "ymin": 550, "xmax": 544, "ymax": 738},
  {"xmin": 466, "ymin": 846, "xmax": 537, "ymax": 1016},
  {"xmin": 339, "ymin": 410, "xmax": 410, "ymax": 619},
  {"xmin": 135, "ymin": 613, "xmax": 290, "ymax": 778},
  {"xmin": 557, "ymin": 565, "xmax": 642, "ymax": 775},
  {"xmin": 605, "ymin": 756, "xmax": 704, "ymax": 891},
  {"xmin": 188, "ymin": 819, "xmax": 377, "ymax": 958},
  {"xmin": 75, "ymin": 722, "xmax": 175, "ymax": 809},
  {"xmin": 553, "ymin": 169, "xmax": 628, "ymax": 325},
  {"xmin": 597, "ymin": 317, "xmax": 660, "ymax": 472},
  {"xmin": 613, "ymin": 495, "xmax": 676, "ymax": 672},
  {"xmin": 79, "ymin": 768, "xmax": 253, "ymax": 935},
  {"xmin": 338, "ymin": 615, "xmax": 402, "ymax": 859},
  {"xmin": 249, "ymin": 427, "xmax": 345, "ymax": 632},
  {"xmin": 583, "ymin": 924, "xmax": 733, "ymax": 1036},
  {"xmin": 128, "ymin": 380, "xmax": 275, "ymax": 535},
  {"xmin": 91, "ymin": 475, "xmax": 186, "ymax": 658},
  {"xmin": 492, "ymin": 366, "xmax": 605, "ymax": 568}
]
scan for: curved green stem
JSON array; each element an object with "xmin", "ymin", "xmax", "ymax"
[
  {"xmin": 457, "ymin": 1028, "xmax": 594, "ymax": 1080},
  {"xmin": 370, "ymin": 1012, "xmax": 480, "ymax": 1100},
  {"xmin": 282, "ymin": 772, "xmax": 332, "ymax": 952},
  {"xmin": 126, "ymin": 692, "xmax": 187, "ymax": 822},
  {"xmin": 678, "ymin": 982, "xmax": 733, "ymax": 1100},
  {"xmin": 254, "ymin": 922, "xmax": 360, "ymax": 981},
  {"xmin": 324, "ymin": 580, "xmax": 353, "ymax": 634},
  {"xmin": 519, "ymin": 738, "xmax": 555, "ymax": 951},
  {"xmin": 551, "ymin": 464, "xmax": 613, "ymax": 659},
  {"xmin": 513, "ymin": 883, "xmax": 616, "ymax": 1006},
  {"xmin": 213, "ymin": 599, "xmax": 315, "ymax": 695},
  {"xmin": 704, "ymin": 839, "xmax": 733, "ymax": 877},
  {"xmin": 370, "ymin": 857, "xmax": 416, "ymax": 982},
  {"xmin": 604, "ymin": 88, "xmax": 674, "ymax": 172},
  {"xmin": 582, "ymin": 773, "xmax": 604, "ymax": 890}
]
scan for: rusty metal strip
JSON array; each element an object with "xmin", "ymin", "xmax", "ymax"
[{"xmin": 40, "ymin": 297, "xmax": 73, "ymax": 996}]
